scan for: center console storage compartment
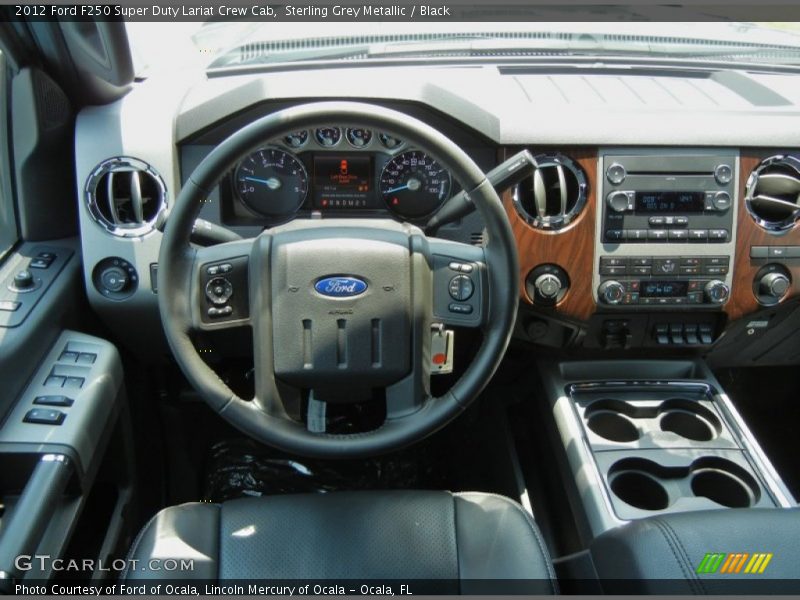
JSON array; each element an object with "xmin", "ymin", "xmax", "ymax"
[{"xmin": 539, "ymin": 360, "xmax": 794, "ymax": 539}]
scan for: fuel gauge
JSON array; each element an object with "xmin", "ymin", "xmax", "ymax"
[{"xmin": 283, "ymin": 130, "xmax": 308, "ymax": 149}]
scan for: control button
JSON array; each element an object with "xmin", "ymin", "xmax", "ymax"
[
  {"xmin": 63, "ymin": 377, "xmax": 84, "ymax": 389},
  {"xmin": 684, "ymin": 324, "xmax": 699, "ymax": 345},
  {"xmin": 23, "ymin": 408, "xmax": 65, "ymax": 425},
  {"xmin": 704, "ymin": 265, "xmax": 729, "ymax": 276},
  {"xmin": 34, "ymin": 395, "xmax": 74, "ymax": 407},
  {"xmin": 207, "ymin": 265, "xmax": 220, "ymax": 276},
  {"xmin": 29, "ymin": 258, "xmax": 52, "ymax": 269},
  {"xmin": 627, "ymin": 229, "xmax": 648, "ymax": 241},
  {"xmin": 681, "ymin": 257, "xmax": 702, "ymax": 266},
  {"xmin": 598, "ymin": 280, "xmax": 625, "ymax": 305},
  {"xmin": 449, "ymin": 262, "xmax": 463, "ymax": 272},
  {"xmin": 653, "ymin": 258, "xmax": 679, "ymax": 275},
  {"xmin": 448, "ymin": 275, "xmax": 475, "ymax": 302},
  {"xmin": 627, "ymin": 281, "xmax": 641, "ymax": 292},
  {"xmin": 648, "ymin": 229, "xmax": 668, "ymax": 241},
  {"xmin": 600, "ymin": 257, "xmax": 627, "ymax": 267},
  {"xmin": 786, "ymin": 247, "xmax": 800, "ymax": 258},
  {"xmin": 689, "ymin": 229, "xmax": 708, "ymax": 241},
  {"xmin": 688, "ymin": 291, "xmax": 704, "ymax": 304},
  {"xmin": 600, "ymin": 265, "xmax": 627, "ymax": 276},
  {"xmin": 699, "ymin": 324, "xmax": 714, "ymax": 345},
  {"xmin": 669, "ymin": 229, "xmax": 689, "ymax": 241},
  {"xmin": 708, "ymin": 229, "xmax": 729, "ymax": 241},
  {"xmin": 606, "ymin": 163, "xmax": 627, "ymax": 185},
  {"xmin": 704, "ymin": 280, "xmax": 730, "ymax": 304},
  {"xmin": 631, "ymin": 266, "xmax": 651, "ymax": 276},
  {"xmin": 13, "ymin": 270, "xmax": 35, "ymax": 290},
  {"xmin": 648, "ymin": 216, "xmax": 666, "ymax": 227},
  {"xmin": 219, "ymin": 263, "xmax": 233, "ymax": 274},
  {"xmin": 59, "ymin": 351, "xmax": 79, "ymax": 362},
  {"xmin": 655, "ymin": 324, "xmax": 670, "ymax": 345},
  {"xmin": 768, "ymin": 246, "xmax": 788, "ymax": 258},
  {"xmin": 711, "ymin": 191, "xmax": 732, "ymax": 211},
  {"xmin": 670, "ymin": 324, "xmax": 684, "ymax": 345},
  {"xmin": 675, "ymin": 217, "xmax": 689, "ymax": 227},
  {"xmin": 705, "ymin": 256, "xmax": 730, "ymax": 266},
  {"xmin": 605, "ymin": 229, "xmax": 625, "ymax": 242},
  {"xmin": 630, "ymin": 257, "xmax": 652, "ymax": 267},
  {"xmin": 45, "ymin": 375, "xmax": 66, "ymax": 387},
  {"xmin": 714, "ymin": 164, "xmax": 734, "ymax": 185},
  {"xmin": 750, "ymin": 246, "xmax": 769, "ymax": 259},
  {"xmin": 37, "ymin": 252, "xmax": 56, "ymax": 260},
  {"xmin": 680, "ymin": 266, "xmax": 701, "ymax": 276},
  {"xmin": 0, "ymin": 301, "xmax": 20, "ymax": 312},
  {"xmin": 208, "ymin": 306, "xmax": 234, "ymax": 318},
  {"xmin": 100, "ymin": 267, "xmax": 129, "ymax": 293},
  {"xmin": 607, "ymin": 191, "xmax": 633, "ymax": 213},
  {"xmin": 622, "ymin": 292, "xmax": 639, "ymax": 304},
  {"xmin": 760, "ymin": 272, "xmax": 791, "ymax": 300},
  {"xmin": 533, "ymin": 273, "xmax": 562, "ymax": 299},
  {"xmin": 448, "ymin": 303, "xmax": 473, "ymax": 315},
  {"xmin": 673, "ymin": 297, "xmax": 688, "ymax": 305},
  {"xmin": 77, "ymin": 352, "xmax": 97, "ymax": 365},
  {"xmin": 205, "ymin": 277, "xmax": 234, "ymax": 305}
]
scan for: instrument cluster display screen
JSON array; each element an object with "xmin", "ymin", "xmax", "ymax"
[
  {"xmin": 640, "ymin": 280, "xmax": 689, "ymax": 298},
  {"xmin": 635, "ymin": 191, "xmax": 705, "ymax": 213},
  {"xmin": 312, "ymin": 155, "xmax": 373, "ymax": 209}
]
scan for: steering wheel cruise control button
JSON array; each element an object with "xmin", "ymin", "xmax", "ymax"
[
  {"xmin": 205, "ymin": 277, "xmax": 233, "ymax": 305},
  {"xmin": 448, "ymin": 275, "xmax": 474, "ymax": 301}
]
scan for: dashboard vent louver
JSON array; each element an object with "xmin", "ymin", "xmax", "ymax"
[
  {"xmin": 745, "ymin": 155, "xmax": 800, "ymax": 233},
  {"xmin": 512, "ymin": 153, "xmax": 588, "ymax": 231},
  {"xmin": 85, "ymin": 158, "xmax": 167, "ymax": 237}
]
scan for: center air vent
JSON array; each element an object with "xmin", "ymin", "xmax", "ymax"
[
  {"xmin": 85, "ymin": 157, "xmax": 167, "ymax": 237},
  {"xmin": 745, "ymin": 155, "xmax": 800, "ymax": 233},
  {"xmin": 512, "ymin": 153, "xmax": 588, "ymax": 231}
]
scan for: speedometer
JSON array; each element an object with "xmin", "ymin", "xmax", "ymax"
[
  {"xmin": 380, "ymin": 150, "xmax": 452, "ymax": 219},
  {"xmin": 234, "ymin": 147, "xmax": 308, "ymax": 218}
]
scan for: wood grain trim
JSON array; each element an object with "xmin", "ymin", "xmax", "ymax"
[
  {"xmin": 727, "ymin": 151, "xmax": 800, "ymax": 321},
  {"xmin": 500, "ymin": 147, "xmax": 597, "ymax": 322}
]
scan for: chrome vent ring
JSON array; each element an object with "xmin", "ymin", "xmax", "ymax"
[
  {"xmin": 745, "ymin": 154, "xmax": 800, "ymax": 233},
  {"xmin": 512, "ymin": 153, "xmax": 588, "ymax": 231},
  {"xmin": 85, "ymin": 157, "xmax": 167, "ymax": 237}
]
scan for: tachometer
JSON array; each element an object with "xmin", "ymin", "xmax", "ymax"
[
  {"xmin": 380, "ymin": 150, "xmax": 452, "ymax": 219},
  {"xmin": 234, "ymin": 147, "xmax": 308, "ymax": 218}
]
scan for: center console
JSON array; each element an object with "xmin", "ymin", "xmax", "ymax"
[
  {"xmin": 538, "ymin": 360, "xmax": 794, "ymax": 541},
  {"xmin": 594, "ymin": 149, "xmax": 737, "ymax": 310}
]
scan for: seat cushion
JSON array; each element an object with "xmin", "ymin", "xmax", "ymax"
[
  {"xmin": 124, "ymin": 490, "xmax": 556, "ymax": 593},
  {"xmin": 589, "ymin": 507, "xmax": 800, "ymax": 594}
]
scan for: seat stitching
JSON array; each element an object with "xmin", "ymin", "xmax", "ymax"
[
  {"xmin": 454, "ymin": 491, "xmax": 557, "ymax": 593},
  {"xmin": 658, "ymin": 518, "xmax": 707, "ymax": 595},
  {"xmin": 652, "ymin": 518, "xmax": 703, "ymax": 595}
]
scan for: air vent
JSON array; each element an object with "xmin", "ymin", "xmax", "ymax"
[
  {"xmin": 85, "ymin": 157, "xmax": 167, "ymax": 237},
  {"xmin": 745, "ymin": 155, "xmax": 800, "ymax": 233},
  {"xmin": 512, "ymin": 153, "xmax": 588, "ymax": 230}
]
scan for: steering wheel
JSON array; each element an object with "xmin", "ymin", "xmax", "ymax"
[{"xmin": 158, "ymin": 102, "xmax": 519, "ymax": 458}]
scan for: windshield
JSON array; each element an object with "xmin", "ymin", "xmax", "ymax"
[{"xmin": 126, "ymin": 22, "xmax": 800, "ymax": 75}]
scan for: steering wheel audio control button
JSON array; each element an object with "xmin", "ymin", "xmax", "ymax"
[
  {"xmin": 448, "ymin": 275, "xmax": 474, "ymax": 301},
  {"xmin": 206, "ymin": 277, "xmax": 233, "ymax": 305}
]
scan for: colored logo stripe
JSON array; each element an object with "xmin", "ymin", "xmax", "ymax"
[{"xmin": 697, "ymin": 552, "xmax": 773, "ymax": 575}]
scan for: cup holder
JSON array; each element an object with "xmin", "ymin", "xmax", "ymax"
[
  {"xmin": 586, "ymin": 411, "xmax": 639, "ymax": 443},
  {"xmin": 610, "ymin": 471, "xmax": 670, "ymax": 511},
  {"xmin": 690, "ymin": 460, "xmax": 760, "ymax": 508},
  {"xmin": 659, "ymin": 410, "xmax": 714, "ymax": 442}
]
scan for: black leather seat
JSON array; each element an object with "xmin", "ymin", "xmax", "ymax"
[
  {"xmin": 589, "ymin": 508, "xmax": 800, "ymax": 594},
  {"xmin": 124, "ymin": 490, "xmax": 557, "ymax": 594}
]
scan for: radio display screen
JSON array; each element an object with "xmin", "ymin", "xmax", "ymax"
[
  {"xmin": 640, "ymin": 280, "xmax": 689, "ymax": 298},
  {"xmin": 635, "ymin": 191, "xmax": 705, "ymax": 213},
  {"xmin": 313, "ymin": 155, "xmax": 372, "ymax": 209}
]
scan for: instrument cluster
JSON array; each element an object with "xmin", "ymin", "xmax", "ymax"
[{"xmin": 229, "ymin": 126, "xmax": 453, "ymax": 223}]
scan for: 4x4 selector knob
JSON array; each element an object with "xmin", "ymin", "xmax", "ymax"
[
  {"xmin": 759, "ymin": 272, "xmax": 790, "ymax": 300},
  {"xmin": 704, "ymin": 280, "xmax": 730, "ymax": 304},
  {"xmin": 598, "ymin": 280, "xmax": 625, "ymax": 305},
  {"xmin": 533, "ymin": 273, "xmax": 562, "ymax": 300},
  {"xmin": 606, "ymin": 191, "xmax": 631, "ymax": 213}
]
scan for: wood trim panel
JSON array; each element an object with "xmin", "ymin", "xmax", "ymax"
[
  {"xmin": 500, "ymin": 147, "xmax": 597, "ymax": 321},
  {"xmin": 727, "ymin": 151, "xmax": 800, "ymax": 321}
]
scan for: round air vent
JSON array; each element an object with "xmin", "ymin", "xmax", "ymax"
[
  {"xmin": 85, "ymin": 157, "xmax": 167, "ymax": 237},
  {"xmin": 745, "ymin": 154, "xmax": 800, "ymax": 233},
  {"xmin": 512, "ymin": 153, "xmax": 588, "ymax": 230}
]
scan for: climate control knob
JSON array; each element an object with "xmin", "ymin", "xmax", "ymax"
[
  {"xmin": 598, "ymin": 280, "xmax": 625, "ymax": 305},
  {"xmin": 606, "ymin": 191, "xmax": 631, "ymax": 213},
  {"xmin": 704, "ymin": 280, "xmax": 730, "ymax": 304},
  {"xmin": 759, "ymin": 272, "xmax": 790, "ymax": 300}
]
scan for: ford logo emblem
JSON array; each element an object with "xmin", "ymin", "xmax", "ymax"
[{"xmin": 314, "ymin": 276, "xmax": 368, "ymax": 298}]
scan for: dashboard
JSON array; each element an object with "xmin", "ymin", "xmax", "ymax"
[{"xmin": 72, "ymin": 62, "xmax": 800, "ymax": 365}]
